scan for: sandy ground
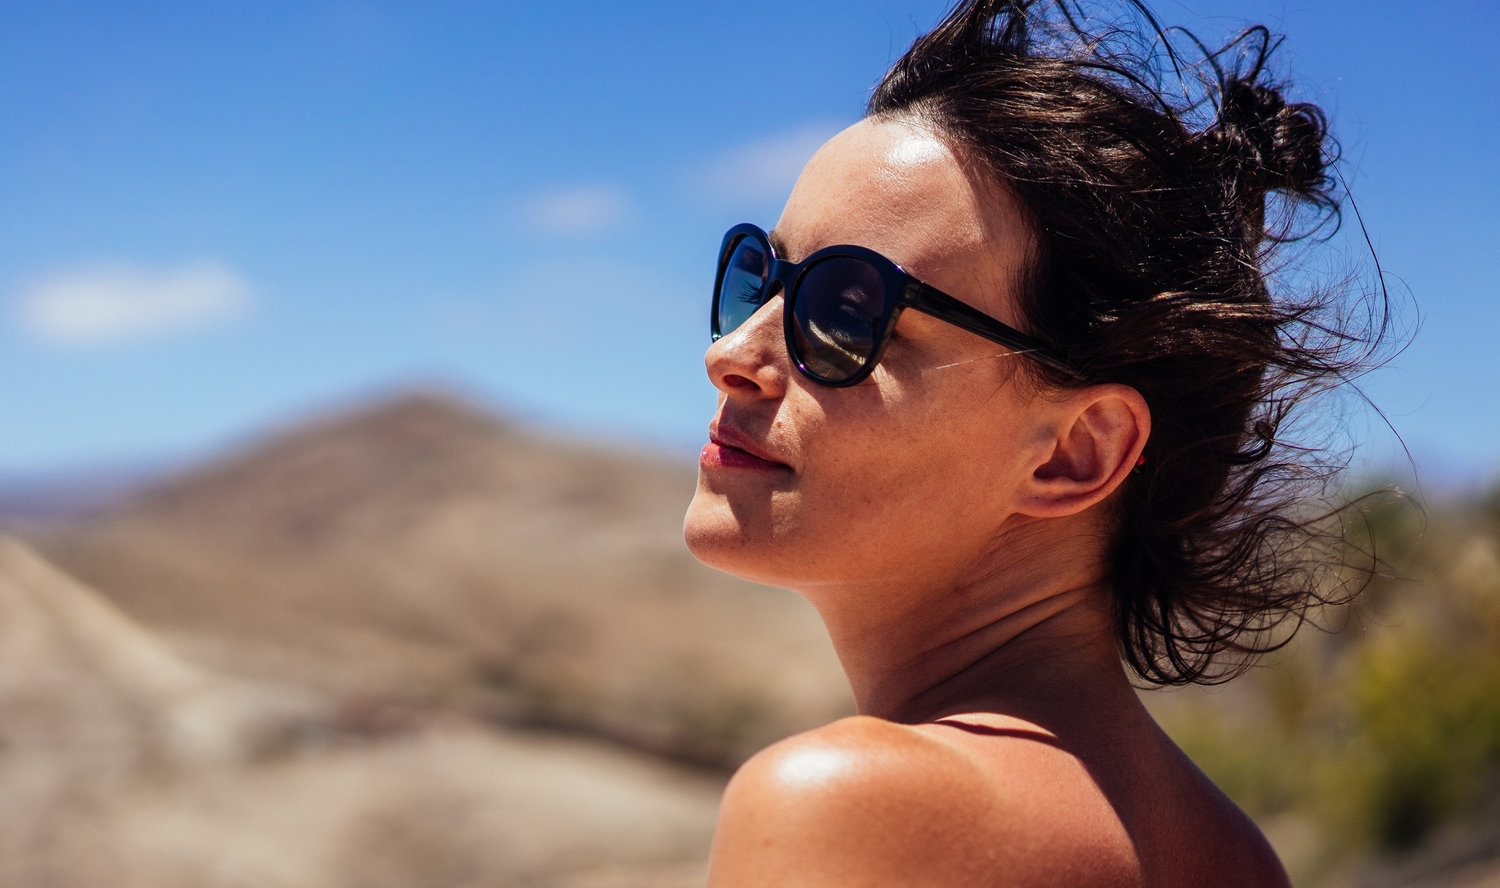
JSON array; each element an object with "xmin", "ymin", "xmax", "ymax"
[
  {"xmin": 0, "ymin": 535, "xmax": 723, "ymax": 887},
  {"xmin": 60, "ymin": 726, "xmax": 722, "ymax": 888}
]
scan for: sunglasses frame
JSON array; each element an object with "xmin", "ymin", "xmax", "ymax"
[{"xmin": 711, "ymin": 223, "xmax": 1081, "ymax": 386}]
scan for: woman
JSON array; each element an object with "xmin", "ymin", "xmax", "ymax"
[{"xmin": 685, "ymin": 1, "xmax": 1372, "ymax": 884}]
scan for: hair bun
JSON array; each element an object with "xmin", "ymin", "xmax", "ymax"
[{"xmin": 1210, "ymin": 77, "xmax": 1330, "ymax": 203}]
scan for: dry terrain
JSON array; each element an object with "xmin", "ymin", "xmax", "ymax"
[
  {"xmin": 0, "ymin": 534, "xmax": 723, "ymax": 887},
  {"xmin": 0, "ymin": 392, "xmax": 854, "ymax": 885},
  {"xmin": 27, "ymin": 393, "xmax": 853, "ymax": 767}
]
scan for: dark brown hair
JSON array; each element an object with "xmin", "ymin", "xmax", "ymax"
[{"xmin": 870, "ymin": 0, "xmax": 1389, "ymax": 684}]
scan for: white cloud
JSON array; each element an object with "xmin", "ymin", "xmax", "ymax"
[
  {"xmin": 690, "ymin": 122, "xmax": 847, "ymax": 207},
  {"xmin": 520, "ymin": 185, "xmax": 633, "ymax": 237},
  {"xmin": 17, "ymin": 261, "xmax": 252, "ymax": 346}
]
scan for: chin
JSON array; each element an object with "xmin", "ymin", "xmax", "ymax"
[{"xmin": 682, "ymin": 488, "xmax": 790, "ymax": 587}]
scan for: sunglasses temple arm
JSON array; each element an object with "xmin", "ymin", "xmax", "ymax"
[{"xmin": 905, "ymin": 283, "xmax": 1083, "ymax": 381}]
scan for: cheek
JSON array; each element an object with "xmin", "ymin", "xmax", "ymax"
[
  {"xmin": 685, "ymin": 375, "xmax": 1027, "ymax": 588},
  {"xmin": 801, "ymin": 402, "xmax": 1018, "ymax": 579}
]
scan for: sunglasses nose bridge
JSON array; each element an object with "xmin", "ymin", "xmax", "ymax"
[{"xmin": 766, "ymin": 258, "xmax": 798, "ymax": 300}]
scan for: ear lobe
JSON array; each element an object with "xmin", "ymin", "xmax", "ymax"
[{"xmin": 1021, "ymin": 385, "xmax": 1150, "ymax": 518}]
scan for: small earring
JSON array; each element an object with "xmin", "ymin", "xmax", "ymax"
[{"xmin": 1132, "ymin": 454, "xmax": 1147, "ymax": 474}]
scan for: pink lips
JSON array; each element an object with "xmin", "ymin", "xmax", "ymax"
[
  {"xmin": 700, "ymin": 442, "xmax": 787, "ymax": 471},
  {"xmin": 702, "ymin": 426, "xmax": 789, "ymax": 472}
]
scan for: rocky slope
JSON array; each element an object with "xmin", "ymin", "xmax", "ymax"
[
  {"xmin": 0, "ymin": 534, "xmax": 724, "ymax": 887},
  {"xmin": 28, "ymin": 392, "xmax": 853, "ymax": 767}
]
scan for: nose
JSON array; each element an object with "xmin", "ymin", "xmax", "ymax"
[{"xmin": 706, "ymin": 293, "xmax": 790, "ymax": 401}]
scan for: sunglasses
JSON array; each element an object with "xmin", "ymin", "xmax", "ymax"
[{"xmin": 711, "ymin": 223, "xmax": 1080, "ymax": 387}]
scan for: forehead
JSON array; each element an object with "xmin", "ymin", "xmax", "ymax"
[{"xmin": 773, "ymin": 117, "xmax": 1032, "ymax": 317}]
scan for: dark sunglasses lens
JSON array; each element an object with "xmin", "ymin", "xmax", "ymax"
[
  {"xmin": 791, "ymin": 257, "xmax": 886, "ymax": 381},
  {"xmin": 715, "ymin": 237, "xmax": 770, "ymax": 337}
]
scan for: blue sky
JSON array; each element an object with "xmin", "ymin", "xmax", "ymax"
[{"xmin": 0, "ymin": 1, "xmax": 1495, "ymax": 489}]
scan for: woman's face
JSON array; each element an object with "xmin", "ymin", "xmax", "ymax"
[{"xmin": 684, "ymin": 116, "xmax": 1070, "ymax": 592}]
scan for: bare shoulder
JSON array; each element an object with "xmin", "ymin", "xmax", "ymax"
[
  {"xmin": 1145, "ymin": 730, "xmax": 1294, "ymax": 888},
  {"xmin": 707, "ymin": 715, "xmax": 1140, "ymax": 888}
]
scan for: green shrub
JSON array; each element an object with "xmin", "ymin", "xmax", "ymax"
[{"xmin": 1157, "ymin": 486, "xmax": 1500, "ymax": 869}]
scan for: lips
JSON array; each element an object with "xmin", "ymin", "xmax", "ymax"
[{"xmin": 702, "ymin": 424, "xmax": 790, "ymax": 472}]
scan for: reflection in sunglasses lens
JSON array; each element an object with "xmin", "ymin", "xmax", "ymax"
[
  {"xmin": 716, "ymin": 238, "xmax": 769, "ymax": 337},
  {"xmin": 792, "ymin": 257, "xmax": 884, "ymax": 381}
]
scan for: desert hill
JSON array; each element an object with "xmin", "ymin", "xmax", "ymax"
[
  {"xmin": 28, "ymin": 392, "xmax": 853, "ymax": 766},
  {"xmin": 0, "ymin": 534, "xmax": 725, "ymax": 887},
  {"xmin": 0, "ymin": 533, "xmax": 306, "ymax": 885}
]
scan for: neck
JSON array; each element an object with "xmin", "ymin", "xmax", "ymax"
[{"xmin": 799, "ymin": 514, "xmax": 1138, "ymax": 727}]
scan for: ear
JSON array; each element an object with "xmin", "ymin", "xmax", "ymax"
[{"xmin": 1017, "ymin": 384, "xmax": 1150, "ymax": 519}]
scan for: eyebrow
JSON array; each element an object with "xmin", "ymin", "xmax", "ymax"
[{"xmin": 767, "ymin": 229, "xmax": 795, "ymax": 262}]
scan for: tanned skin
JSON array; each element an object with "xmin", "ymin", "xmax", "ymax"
[{"xmin": 683, "ymin": 117, "xmax": 1290, "ymax": 888}]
